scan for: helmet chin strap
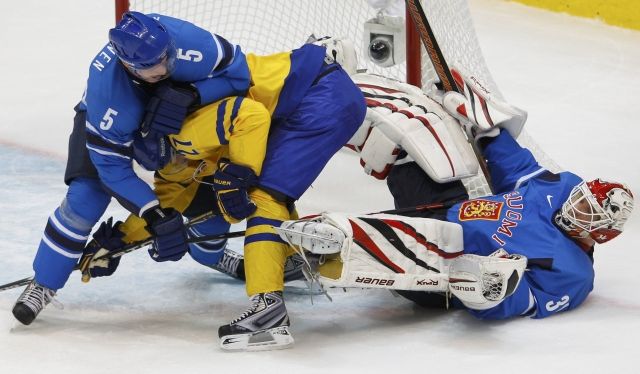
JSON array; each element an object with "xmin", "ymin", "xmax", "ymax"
[
  {"xmin": 554, "ymin": 211, "xmax": 574, "ymax": 232},
  {"xmin": 554, "ymin": 211, "xmax": 595, "ymax": 250}
]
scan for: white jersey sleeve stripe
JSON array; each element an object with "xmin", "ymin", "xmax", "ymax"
[
  {"xmin": 85, "ymin": 121, "xmax": 133, "ymax": 147},
  {"xmin": 521, "ymin": 289, "xmax": 537, "ymax": 317},
  {"xmin": 514, "ymin": 167, "xmax": 546, "ymax": 190},
  {"xmin": 209, "ymin": 33, "xmax": 224, "ymax": 75},
  {"xmin": 139, "ymin": 200, "xmax": 160, "ymax": 218},
  {"xmin": 49, "ymin": 214, "xmax": 89, "ymax": 242}
]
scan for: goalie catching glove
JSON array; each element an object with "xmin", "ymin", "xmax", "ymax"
[
  {"xmin": 449, "ymin": 248, "xmax": 527, "ymax": 310},
  {"xmin": 78, "ymin": 217, "xmax": 126, "ymax": 282},
  {"xmin": 442, "ymin": 64, "xmax": 527, "ymax": 144},
  {"xmin": 212, "ymin": 159, "xmax": 259, "ymax": 223}
]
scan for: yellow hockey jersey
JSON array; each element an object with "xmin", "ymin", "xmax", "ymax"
[{"xmin": 166, "ymin": 43, "xmax": 327, "ymax": 176}]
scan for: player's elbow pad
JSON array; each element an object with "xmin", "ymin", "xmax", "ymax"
[{"xmin": 195, "ymin": 50, "xmax": 250, "ymax": 105}]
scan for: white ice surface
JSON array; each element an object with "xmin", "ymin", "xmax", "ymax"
[{"xmin": 1, "ymin": 1, "xmax": 640, "ymax": 373}]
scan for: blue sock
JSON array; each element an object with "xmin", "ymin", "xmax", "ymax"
[
  {"xmin": 187, "ymin": 215, "xmax": 230, "ymax": 266},
  {"xmin": 32, "ymin": 178, "xmax": 110, "ymax": 290}
]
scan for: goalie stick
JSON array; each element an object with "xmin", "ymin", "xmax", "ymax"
[
  {"xmin": 404, "ymin": 0, "xmax": 495, "ymax": 194},
  {"xmin": 377, "ymin": 199, "xmax": 459, "ymax": 215}
]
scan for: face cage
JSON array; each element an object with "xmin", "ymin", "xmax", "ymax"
[{"xmin": 560, "ymin": 182, "xmax": 617, "ymax": 241}]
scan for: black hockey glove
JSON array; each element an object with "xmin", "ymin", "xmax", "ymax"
[
  {"xmin": 78, "ymin": 217, "xmax": 126, "ymax": 282},
  {"xmin": 132, "ymin": 131, "xmax": 173, "ymax": 171},
  {"xmin": 141, "ymin": 81, "xmax": 200, "ymax": 137},
  {"xmin": 142, "ymin": 206, "xmax": 189, "ymax": 262},
  {"xmin": 212, "ymin": 159, "xmax": 259, "ymax": 223}
]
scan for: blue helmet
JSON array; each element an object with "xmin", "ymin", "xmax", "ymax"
[{"xmin": 109, "ymin": 12, "xmax": 175, "ymax": 70}]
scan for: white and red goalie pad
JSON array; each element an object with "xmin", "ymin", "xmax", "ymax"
[
  {"xmin": 348, "ymin": 73, "xmax": 479, "ymax": 182},
  {"xmin": 314, "ymin": 212, "xmax": 464, "ymax": 291}
]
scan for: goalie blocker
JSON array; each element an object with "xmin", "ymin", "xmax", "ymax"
[
  {"xmin": 443, "ymin": 64, "xmax": 527, "ymax": 145},
  {"xmin": 277, "ymin": 213, "xmax": 527, "ymax": 310}
]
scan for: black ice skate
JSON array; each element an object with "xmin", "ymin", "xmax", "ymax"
[
  {"xmin": 218, "ymin": 291, "xmax": 294, "ymax": 351},
  {"xmin": 211, "ymin": 248, "xmax": 245, "ymax": 280},
  {"xmin": 283, "ymin": 253, "xmax": 308, "ymax": 282},
  {"xmin": 12, "ymin": 280, "xmax": 57, "ymax": 325}
]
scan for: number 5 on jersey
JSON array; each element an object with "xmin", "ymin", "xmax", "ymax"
[{"xmin": 100, "ymin": 108, "xmax": 119, "ymax": 130}]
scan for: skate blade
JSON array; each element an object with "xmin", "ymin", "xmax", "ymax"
[{"xmin": 220, "ymin": 326, "xmax": 294, "ymax": 352}]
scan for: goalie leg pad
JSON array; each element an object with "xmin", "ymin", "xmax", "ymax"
[
  {"xmin": 449, "ymin": 248, "xmax": 527, "ymax": 310},
  {"xmin": 349, "ymin": 73, "xmax": 479, "ymax": 182},
  {"xmin": 357, "ymin": 125, "xmax": 401, "ymax": 179},
  {"xmin": 280, "ymin": 213, "xmax": 465, "ymax": 291}
]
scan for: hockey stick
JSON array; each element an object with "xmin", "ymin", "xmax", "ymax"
[
  {"xmin": 78, "ymin": 210, "xmax": 234, "ymax": 272},
  {"xmin": 404, "ymin": 0, "xmax": 495, "ymax": 194},
  {"xmin": 0, "ymin": 211, "xmax": 247, "ymax": 293},
  {"xmin": 0, "ymin": 277, "xmax": 36, "ymax": 292},
  {"xmin": 1, "ymin": 200, "xmax": 463, "ymax": 292},
  {"xmin": 95, "ymin": 229, "xmax": 247, "ymax": 261},
  {"xmin": 0, "ymin": 230, "xmax": 247, "ymax": 292},
  {"xmin": 376, "ymin": 199, "xmax": 460, "ymax": 215},
  {"xmin": 80, "ymin": 199, "xmax": 461, "ymax": 279}
]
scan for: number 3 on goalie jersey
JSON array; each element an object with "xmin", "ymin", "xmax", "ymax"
[
  {"xmin": 170, "ymin": 138, "xmax": 199, "ymax": 156},
  {"xmin": 545, "ymin": 295, "xmax": 570, "ymax": 312}
]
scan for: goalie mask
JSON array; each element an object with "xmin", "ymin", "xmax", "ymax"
[{"xmin": 556, "ymin": 179, "xmax": 634, "ymax": 243}]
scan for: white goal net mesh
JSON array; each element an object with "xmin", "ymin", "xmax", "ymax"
[{"xmin": 128, "ymin": 0, "xmax": 559, "ymax": 197}]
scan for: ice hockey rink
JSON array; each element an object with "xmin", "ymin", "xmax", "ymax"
[{"xmin": 1, "ymin": 0, "xmax": 639, "ymax": 373}]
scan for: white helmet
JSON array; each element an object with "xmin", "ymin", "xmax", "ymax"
[
  {"xmin": 310, "ymin": 35, "xmax": 358, "ymax": 76},
  {"xmin": 556, "ymin": 179, "xmax": 634, "ymax": 243}
]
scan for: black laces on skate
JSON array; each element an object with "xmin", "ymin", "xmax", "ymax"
[{"xmin": 230, "ymin": 294, "xmax": 267, "ymax": 324}]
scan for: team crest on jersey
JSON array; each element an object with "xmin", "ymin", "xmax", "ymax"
[{"xmin": 458, "ymin": 199, "xmax": 503, "ymax": 221}]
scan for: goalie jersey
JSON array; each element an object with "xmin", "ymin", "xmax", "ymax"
[
  {"xmin": 80, "ymin": 13, "xmax": 250, "ymax": 215},
  {"xmin": 446, "ymin": 131, "xmax": 593, "ymax": 319}
]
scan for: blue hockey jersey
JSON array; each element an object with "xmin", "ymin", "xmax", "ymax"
[
  {"xmin": 446, "ymin": 131, "xmax": 594, "ymax": 319},
  {"xmin": 80, "ymin": 14, "xmax": 250, "ymax": 215}
]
